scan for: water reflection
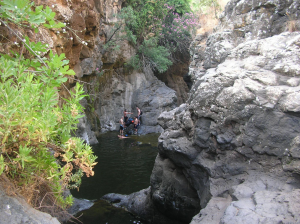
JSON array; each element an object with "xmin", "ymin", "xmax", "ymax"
[{"xmin": 69, "ymin": 131, "xmax": 159, "ymax": 223}]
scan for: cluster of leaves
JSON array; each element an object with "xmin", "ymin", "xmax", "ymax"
[
  {"xmin": 158, "ymin": 4, "xmax": 197, "ymax": 58},
  {"xmin": 191, "ymin": 0, "xmax": 221, "ymax": 18},
  {"xmin": 0, "ymin": 0, "xmax": 65, "ymax": 32},
  {"xmin": 106, "ymin": 0, "xmax": 196, "ymax": 73},
  {"xmin": 0, "ymin": 0, "xmax": 97, "ymax": 210}
]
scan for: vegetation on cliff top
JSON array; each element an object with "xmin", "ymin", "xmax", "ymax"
[
  {"xmin": 106, "ymin": 0, "xmax": 197, "ymax": 73},
  {"xmin": 105, "ymin": 0, "xmax": 223, "ymax": 74},
  {"xmin": 0, "ymin": 0, "xmax": 97, "ymax": 219}
]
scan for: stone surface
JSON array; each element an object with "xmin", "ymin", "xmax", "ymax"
[
  {"xmin": 71, "ymin": 0, "xmax": 178, "ymax": 138},
  {"xmin": 0, "ymin": 188, "xmax": 60, "ymax": 224},
  {"xmin": 122, "ymin": 0, "xmax": 300, "ymax": 223},
  {"xmin": 81, "ymin": 68, "xmax": 177, "ymax": 136},
  {"xmin": 102, "ymin": 187, "xmax": 188, "ymax": 224},
  {"xmin": 75, "ymin": 0, "xmax": 300, "ymax": 222},
  {"xmin": 221, "ymin": 190, "xmax": 300, "ymax": 224}
]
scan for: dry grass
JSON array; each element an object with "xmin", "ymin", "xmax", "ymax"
[{"xmin": 196, "ymin": 0, "xmax": 230, "ymax": 35}]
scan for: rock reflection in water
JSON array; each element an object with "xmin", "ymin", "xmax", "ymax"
[
  {"xmin": 71, "ymin": 199, "xmax": 144, "ymax": 224},
  {"xmin": 69, "ymin": 131, "xmax": 159, "ymax": 223}
]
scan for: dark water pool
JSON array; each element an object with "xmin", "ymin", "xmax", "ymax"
[{"xmin": 70, "ymin": 131, "xmax": 159, "ymax": 224}]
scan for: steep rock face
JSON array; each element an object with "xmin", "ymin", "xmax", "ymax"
[
  {"xmin": 155, "ymin": 52, "xmax": 191, "ymax": 106},
  {"xmin": 0, "ymin": 1, "xmax": 178, "ymax": 223},
  {"xmin": 74, "ymin": 0, "xmax": 178, "ymax": 139},
  {"xmin": 80, "ymin": 68, "xmax": 177, "ymax": 136},
  {"xmin": 148, "ymin": 0, "xmax": 300, "ymax": 223},
  {"xmin": 28, "ymin": 0, "xmax": 178, "ymax": 142},
  {"xmin": 52, "ymin": 0, "xmax": 178, "ymax": 140}
]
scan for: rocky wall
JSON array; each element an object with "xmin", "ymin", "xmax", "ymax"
[
  {"xmin": 104, "ymin": 0, "xmax": 300, "ymax": 223},
  {"xmin": 79, "ymin": 67, "xmax": 177, "ymax": 138},
  {"xmin": 28, "ymin": 0, "xmax": 179, "ymax": 143},
  {"xmin": 155, "ymin": 0, "xmax": 300, "ymax": 223}
]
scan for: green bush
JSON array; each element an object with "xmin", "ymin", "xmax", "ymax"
[
  {"xmin": 113, "ymin": 0, "xmax": 196, "ymax": 73},
  {"xmin": 0, "ymin": 0, "xmax": 97, "ymax": 212},
  {"xmin": 139, "ymin": 38, "xmax": 172, "ymax": 73}
]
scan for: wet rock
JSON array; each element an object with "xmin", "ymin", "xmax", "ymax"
[{"xmin": 102, "ymin": 187, "xmax": 189, "ymax": 224}]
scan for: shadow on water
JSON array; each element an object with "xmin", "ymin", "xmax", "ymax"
[{"xmin": 68, "ymin": 131, "xmax": 160, "ymax": 224}]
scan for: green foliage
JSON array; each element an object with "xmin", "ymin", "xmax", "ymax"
[
  {"xmin": 0, "ymin": 0, "xmax": 97, "ymax": 210},
  {"xmin": 124, "ymin": 0, "xmax": 168, "ymax": 38},
  {"xmin": 138, "ymin": 38, "xmax": 172, "ymax": 73},
  {"xmin": 166, "ymin": 0, "xmax": 192, "ymax": 14},
  {"xmin": 0, "ymin": 155, "xmax": 4, "ymax": 175},
  {"xmin": 0, "ymin": 0, "xmax": 65, "ymax": 29},
  {"xmin": 191, "ymin": 0, "xmax": 221, "ymax": 17},
  {"xmin": 109, "ymin": 0, "xmax": 196, "ymax": 73},
  {"xmin": 125, "ymin": 54, "xmax": 142, "ymax": 71},
  {"xmin": 14, "ymin": 145, "xmax": 35, "ymax": 169}
]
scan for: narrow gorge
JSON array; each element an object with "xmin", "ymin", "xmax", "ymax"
[
  {"xmin": 102, "ymin": 0, "xmax": 300, "ymax": 223},
  {"xmin": 0, "ymin": 0, "xmax": 300, "ymax": 224}
]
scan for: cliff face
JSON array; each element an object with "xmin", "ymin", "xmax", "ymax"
[
  {"xmin": 0, "ymin": 0, "xmax": 181, "ymax": 222},
  {"xmin": 2, "ymin": 0, "xmax": 180, "ymax": 144},
  {"xmin": 152, "ymin": 0, "xmax": 300, "ymax": 223},
  {"xmin": 68, "ymin": 0, "xmax": 179, "ymax": 142},
  {"xmin": 103, "ymin": 0, "xmax": 300, "ymax": 223}
]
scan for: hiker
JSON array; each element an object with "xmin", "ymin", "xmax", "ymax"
[
  {"xmin": 123, "ymin": 109, "xmax": 133, "ymax": 123},
  {"xmin": 119, "ymin": 116, "xmax": 124, "ymax": 136},
  {"xmin": 136, "ymin": 106, "xmax": 142, "ymax": 125},
  {"xmin": 133, "ymin": 116, "xmax": 139, "ymax": 134}
]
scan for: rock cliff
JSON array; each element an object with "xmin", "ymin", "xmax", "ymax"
[
  {"xmin": 69, "ymin": 0, "xmax": 180, "ymax": 141},
  {"xmin": 103, "ymin": 0, "xmax": 300, "ymax": 223},
  {"xmin": 15, "ymin": 0, "xmax": 180, "ymax": 144},
  {"xmin": 159, "ymin": 0, "xmax": 300, "ymax": 223},
  {"xmin": 0, "ymin": 0, "xmax": 179, "ymax": 222}
]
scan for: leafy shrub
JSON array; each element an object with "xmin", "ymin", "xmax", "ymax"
[
  {"xmin": 191, "ymin": 0, "xmax": 221, "ymax": 18},
  {"xmin": 158, "ymin": 4, "xmax": 197, "ymax": 58},
  {"xmin": 113, "ymin": 0, "xmax": 196, "ymax": 73},
  {"xmin": 0, "ymin": 0, "xmax": 97, "ymax": 216},
  {"xmin": 139, "ymin": 37, "xmax": 172, "ymax": 73}
]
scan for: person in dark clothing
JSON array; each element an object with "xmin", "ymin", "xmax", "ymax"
[
  {"xmin": 125, "ymin": 117, "xmax": 134, "ymax": 127},
  {"xmin": 123, "ymin": 109, "xmax": 132, "ymax": 123}
]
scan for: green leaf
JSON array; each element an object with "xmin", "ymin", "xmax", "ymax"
[
  {"xmin": 0, "ymin": 155, "xmax": 5, "ymax": 175},
  {"xmin": 14, "ymin": 145, "xmax": 35, "ymax": 169},
  {"xmin": 43, "ymin": 6, "xmax": 56, "ymax": 21}
]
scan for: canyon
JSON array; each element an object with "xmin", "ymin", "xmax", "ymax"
[{"xmin": 1, "ymin": 0, "xmax": 300, "ymax": 223}]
